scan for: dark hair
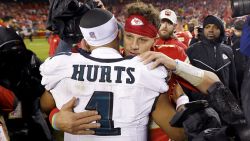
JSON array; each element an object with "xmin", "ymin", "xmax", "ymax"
[
  {"xmin": 80, "ymin": 8, "xmax": 113, "ymax": 28},
  {"xmin": 125, "ymin": 2, "xmax": 160, "ymax": 28}
]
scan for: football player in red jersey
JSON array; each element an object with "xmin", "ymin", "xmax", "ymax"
[
  {"xmin": 156, "ymin": 9, "xmax": 188, "ymax": 51},
  {"xmin": 150, "ymin": 9, "xmax": 195, "ymax": 141},
  {"xmin": 175, "ymin": 16, "xmax": 192, "ymax": 47},
  {"xmin": 121, "ymin": 5, "xmax": 188, "ymax": 140}
]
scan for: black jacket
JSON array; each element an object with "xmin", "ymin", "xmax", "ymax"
[
  {"xmin": 186, "ymin": 15, "xmax": 239, "ymax": 101},
  {"xmin": 231, "ymin": 35, "xmax": 249, "ymax": 93},
  {"xmin": 187, "ymin": 39, "xmax": 239, "ymax": 101},
  {"xmin": 241, "ymin": 60, "xmax": 250, "ymax": 126},
  {"xmin": 0, "ymin": 27, "xmax": 52, "ymax": 141}
]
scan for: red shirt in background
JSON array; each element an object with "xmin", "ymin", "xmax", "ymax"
[
  {"xmin": 0, "ymin": 85, "xmax": 18, "ymax": 113},
  {"xmin": 48, "ymin": 34, "xmax": 60, "ymax": 57},
  {"xmin": 175, "ymin": 31, "xmax": 193, "ymax": 47}
]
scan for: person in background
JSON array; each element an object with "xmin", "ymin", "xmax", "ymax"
[
  {"xmin": 48, "ymin": 32, "xmax": 60, "ymax": 57},
  {"xmin": 224, "ymin": 28, "xmax": 233, "ymax": 46},
  {"xmin": 188, "ymin": 18, "xmax": 199, "ymax": 38},
  {"xmin": 155, "ymin": 9, "xmax": 188, "ymax": 51},
  {"xmin": 239, "ymin": 16, "xmax": 250, "ymax": 127},
  {"xmin": 149, "ymin": 8, "xmax": 190, "ymax": 141},
  {"xmin": 0, "ymin": 26, "xmax": 53, "ymax": 141},
  {"xmin": 175, "ymin": 16, "xmax": 192, "ymax": 48},
  {"xmin": 186, "ymin": 15, "xmax": 239, "ymax": 101},
  {"xmin": 231, "ymin": 19, "xmax": 249, "ymax": 98},
  {"xmin": 189, "ymin": 25, "xmax": 203, "ymax": 46},
  {"xmin": 0, "ymin": 85, "xmax": 18, "ymax": 141}
]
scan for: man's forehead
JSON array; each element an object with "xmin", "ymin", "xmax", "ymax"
[
  {"xmin": 204, "ymin": 24, "xmax": 219, "ymax": 28},
  {"xmin": 125, "ymin": 31, "xmax": 153, "ymax": 39},
  {"xmin": 160, "ymin": 18, "xmax": 174, "ymax": 25}
]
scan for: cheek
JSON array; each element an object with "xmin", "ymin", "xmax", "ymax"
[
  {"xmin": 159, "ymin": 24, "xmax": 165, "ymax": 30},
  {"xmin": 123, "ymin": 39, "xmax": 130, "ymax": 48},
  {"xmin": 215, "ymin": 30, "xmax": 221, "ymax": 37},
  {"xmin": 140, "ymin": 43, "xmax": 153, "ymax": 52},
  {"xmin": 124, "ymin": 44, "xmax": 130, "ymax": 52}
]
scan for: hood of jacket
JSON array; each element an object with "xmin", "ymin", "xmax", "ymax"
[{"xmin": 202, "ymin": 15, "xmax": 225, "ymax": 44}]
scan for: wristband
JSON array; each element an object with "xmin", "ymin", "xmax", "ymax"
[
  {"xmin": 174, "ymin": 59, "xmax": 204, "ymax": 86},
  {"xmin": 176, "ymin": 94, "xmax": 189, "ymax": 110},
  {"xmin": 52, "ymin": 113, "xmax": 60, "ymax": 131},
  {"xmin": 49, "ymin": 108, "xmax": 60, "ymax": 130}
]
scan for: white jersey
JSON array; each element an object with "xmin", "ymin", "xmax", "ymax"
[{"xmin": 40, "ymin": 47, "xmax": 168, "ymax": 141}]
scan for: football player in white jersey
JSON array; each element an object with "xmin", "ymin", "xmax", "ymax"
[{"xmin": 40, "ymin": 9, "xmax": 185, "ymax": 141}]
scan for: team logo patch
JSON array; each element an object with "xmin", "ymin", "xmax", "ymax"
[
  {"xmin": 165, "ymin": 10, "xmax": 172, "ymax": 16},
  {"xmin": 222, "ymin": 54, "xmax": 228, "ymax": 60},
  {"xmin": 131, "ymin": 17, "xmax": 144, "ymax": 26},
  {"xmin": 89, "ymin": 32, "xmax": 96, "ymax": 39}
]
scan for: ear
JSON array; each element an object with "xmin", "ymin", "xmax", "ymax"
[
  {"xmin": 85, "ymin": 42, "xmax": 91, "ymax": 52},
  {"xmin": 80, "ymin": 39, "xmax": 91, "ymax": 52},
  {"xmin": 173, "ymin": 24, "xmax": 177, "ymax": 29}
]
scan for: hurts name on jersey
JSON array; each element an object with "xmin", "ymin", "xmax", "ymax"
[{"xmin": 71, "ymin": 64, "xmax": 135, "ymax": 84}]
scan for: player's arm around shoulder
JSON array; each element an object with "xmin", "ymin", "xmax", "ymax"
[
  {"xmin": 39, "ymin": 53, "xmax": 74, "ymax": 113},
  {"xmin": 151, "ymin": 93, "xmax": 186, "ymax": 141},
  {"xmin": 40, "ymin": 90, "xmax": 56, "ymax": 114}
]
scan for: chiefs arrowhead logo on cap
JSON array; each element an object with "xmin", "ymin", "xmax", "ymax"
[
  {"xmin": 165, "ymin": 10, "xmax": 172, "ymax": 16},
  {"xmin": 131, "ymin": 17, "xmax": 144, "ymax": 26}
]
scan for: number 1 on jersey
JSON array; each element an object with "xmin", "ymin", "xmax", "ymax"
[{"xmin": 85, "ymin": 91, "xmax": 121, "ymax": 136}]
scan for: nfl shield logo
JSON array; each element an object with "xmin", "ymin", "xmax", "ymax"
[{"xmin": 89, "ymin": 32, "xmax": 96, "ymax": 39}]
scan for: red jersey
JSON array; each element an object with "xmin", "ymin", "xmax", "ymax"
[
  {"xmin": 154, "ymin": 38, "xmax": 189, "ymax": 62},
  {"xmin": 150, "ymin": 37, "xmax": 197, "ymax": 141},
  {"xmin": 48, "ymin": 34, "xmax": 60, "ymax": 57},
  {"xmin": 175, "ymin": 31, "xmax": 192, "ymax": 48},
  {"xmin": 0, "ymin": 23, "xmax": 6, "ymax": 27},
  {"xmin": 0, "ymin": 85, "xmax": 18, "ymax": 113}
]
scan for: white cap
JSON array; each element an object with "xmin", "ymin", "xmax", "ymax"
[
  {"xmin": 80, "ymin": 16, "xmax": 118, "ymax": 46},
  {"xmin": 159, "ymin": 9, "xmax": 177, "ymax": 24}
]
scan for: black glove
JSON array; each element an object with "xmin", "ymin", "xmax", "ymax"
[
  {"xmin": 170, "ymin": 100, "xmax": 222, "ymax": 141},
  {"xmin": 170, "ymin": 100, "xmax": 211, "ymax": 127}
]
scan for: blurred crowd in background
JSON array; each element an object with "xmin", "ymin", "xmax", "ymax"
[{"xmin": 0, "ymin": 0, "xmax": 243, "ymax": 39}]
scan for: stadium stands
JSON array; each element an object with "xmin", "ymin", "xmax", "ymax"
[{"xmin": 0, "ymin": 0, "xmax": 232, "ymax": 38}]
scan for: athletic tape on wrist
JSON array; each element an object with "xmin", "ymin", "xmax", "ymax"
[{"xmin": 174, "ymin": 59, "xmax": 204, "ymax": 86}]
